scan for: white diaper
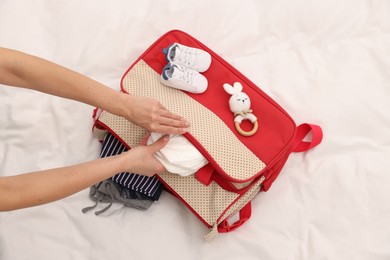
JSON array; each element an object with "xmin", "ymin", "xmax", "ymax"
[{"xmin": 147, "ymin": 132, "xmax": 208, "ymax": 176}]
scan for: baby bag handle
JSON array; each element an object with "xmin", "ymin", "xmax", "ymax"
[
  {"xmin": 217, "ymin": 202, "xmax": 252, "ymax": 233},
  {"xmin": 292, "ymin": 123, "xmax": 323, "ymax": 153}
]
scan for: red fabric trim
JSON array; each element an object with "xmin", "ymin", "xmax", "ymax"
[
  {"xmin": 262, "ymin": 153, "xmax": 290, "ymax": 191},
  {"xmin": 195, "ymin": 164, "xmax": 214, "ymax": 186}
]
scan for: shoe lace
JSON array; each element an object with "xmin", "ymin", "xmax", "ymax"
[
  {"xmin": 176, "ymin": 45, "xmax": 198, "ymax": 67},
  {"xmin": 173, "ymin": 64, "xmax": 195, "ymax": 84}
]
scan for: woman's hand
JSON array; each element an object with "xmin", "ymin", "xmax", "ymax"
[
  {"xmin": 120, "ymin": 94, "xmax": 190, "ymax": 135},
  {"xmin": 118, "ymin": 134, "xmax": 169, "ymax": 176}
]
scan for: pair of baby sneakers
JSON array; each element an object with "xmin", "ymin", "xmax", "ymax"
[{"xmin": 160, "ymin": 43, "xmax": 211, "ymax": 94}]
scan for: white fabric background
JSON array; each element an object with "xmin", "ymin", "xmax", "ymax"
[{"xmin": 1, "ymin": 0, "xmax": 389, "ymax": 259}]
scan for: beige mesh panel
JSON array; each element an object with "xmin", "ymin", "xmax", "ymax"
[
  {"xmin": 159, "ymin": 172, "xmax": 240, "ymax": 225},
  {"xmin": 97, "ymin": 111, "xmax": 146, "ymax": 147},
  {"xmin": 122, "ymin": 59, "xmax": 266, "ymax": 181},
  {"xmin": 93, "ymin": 127, "xmax": 108, "ymax": 142}
]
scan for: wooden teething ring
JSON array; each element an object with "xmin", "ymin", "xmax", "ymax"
[{"xmin": 235, "ymin": 120, "xmax": 258, "ymax": 137}]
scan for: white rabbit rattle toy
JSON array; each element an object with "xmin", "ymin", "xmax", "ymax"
[{"xmin": 223, "ymin": 82, "xmax": 258, "ymax": 136}]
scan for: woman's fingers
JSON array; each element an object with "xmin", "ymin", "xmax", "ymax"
[
  {"xmin": 151, "ymin": 124, "xmax": 189, "ymax": 135},
  {"xmin": 158, "ymin": 108, "xmax": 189, "ymax": 125},
  {"xmin": 124, "ymin": 95, "xmax": 190, "ymax": 135},
  {"xmin": 148, "ymin": 107, "xmax": 190, "ymax": 134}
]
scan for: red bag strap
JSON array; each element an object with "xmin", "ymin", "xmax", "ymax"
[
  {"xmin": 217, "ymin": 202, "xmax": 252, "ymax": 233},
  {"xmin": 292, "ymin": 123, "xmax": 323, "ymax": 152},
  {"xmin": 195, "ymin": 164, "xmax": 215, "ymax": 186}
]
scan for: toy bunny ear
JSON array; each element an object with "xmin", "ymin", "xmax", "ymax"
[
  {"xmin": 223, "ymin": 83, "xmax": 236, "ymax": 95},
  {"xmin": 224, "ymin": 82, "xmax": 244, "ymax": 94},
  {"xmin": 233, "ymin": 82, "xmax": 243, "ymax": 92}
]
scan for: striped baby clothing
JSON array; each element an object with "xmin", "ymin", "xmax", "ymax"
[{"xmin": 100, "ymin": 133, "xmax": 164, "ymax": 201}]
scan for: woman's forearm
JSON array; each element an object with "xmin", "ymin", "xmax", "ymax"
[
  {"xmin": 0, "ymin": 47, "xmax": 189, "ymax": 134},
  {"xmin": 0, "ymin": 47, "xmax": 128, "ymax": 118},
  {"xmin": 0, "ymin": 154, "xmax": 128, "ymax": 211},
  {"xmin": 0, "ymin": 133, "xmax": 169, "ymax": 211}
]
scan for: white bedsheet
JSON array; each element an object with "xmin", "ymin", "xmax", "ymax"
[{"xmin": 1, "ymin": 0, "xmax": 390, "ymax": 259}]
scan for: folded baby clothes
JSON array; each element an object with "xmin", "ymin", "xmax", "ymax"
[
  {"xmin": 83, "ymin": 179, "xmax": 154, "ymax": 214},
  {"xmin": 100, "ymin": 133, "xmax": 164, "ymax": 201},
  {"xmin": 147, "ymin": 132, "xmax": 209, "ymax": 176}
]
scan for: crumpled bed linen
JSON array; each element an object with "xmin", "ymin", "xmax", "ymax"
[{"xmin": 1, "ymin": 0, "xmax": 390, "ymax": 259}]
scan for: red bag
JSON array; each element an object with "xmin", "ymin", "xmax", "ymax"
[{"xmin": 93, "ymin": 30, "xmax": 323, "ymax": 240}]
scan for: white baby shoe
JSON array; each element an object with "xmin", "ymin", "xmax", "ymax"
[
  {"xmin": 160, "ymin": 62, "xmax": 208, "ymax": 94},
  {"xmin": 163, "ymin": 43, "xmax": 212, "ymax": 73}
]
